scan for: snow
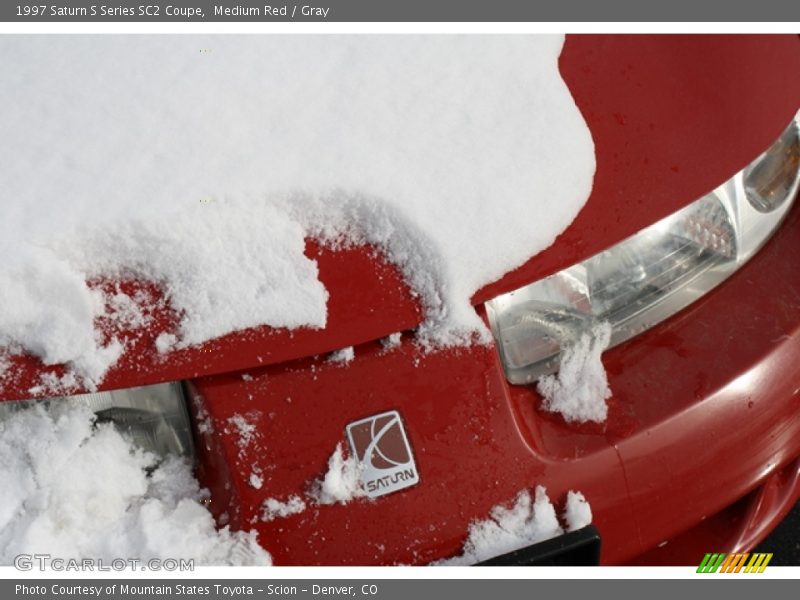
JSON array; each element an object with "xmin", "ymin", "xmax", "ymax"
[
  {"xmin": 436, "ymin": 486, "xmax": 592, "ymax": 565},
  {"xmin": 563, "ymin": 491, "xmax": 592, "ymax": 532},
  {"xmin": 260, "ymin": 496, "xmax": 307, "ymax": 522},
  {"xmin": 28, "ymin": 372, "xmax": 80, "ymax": 397},
  {"xmin": 262, "ymin": 440, "xmax": 373, "ymax": 520},
  {"xmin": 536, "ymin": 322, "xmax": 613, "ymax": 423},
  {"xmin": 154, "ymin": 333, "xmax": 177, "ymax": 355},
  {"xmin": 0, "ymin": 403, "xmax": 270, "ymax": 566},
  {"xmin": 308, "ymin": 442, "xmax": 365, "ymax": 505},
  {"xmin": 436, "ymin": 487, "xmax": 560, "ymax": 565},
  {"xmin": 257, "ymin": 441, "xmax": 370, "ymax": 521},
  {"xmin": 381, "ymin": 333, "xmax": 403, "ymax": 351},
  {"xmin": 104, "ymin": 290, "xmax": 152, "ymax": 330},
  {"xmin": 190, "ymin": 394, "xmax": 214, "ymax": 435},
  {"xmin": 327, "ymin": 347, "xmax": 355, "ymax": 365},
  {"xmin": 0, "ymin": 35, "xmax": 595, "ymax": 388},
  {"xmin": 0, "ymin": 354, "xmax": 10, "ymax": 382},
  {"xmin": 226, "ymin": 413, "xmax": 258, "ymax": 450}
]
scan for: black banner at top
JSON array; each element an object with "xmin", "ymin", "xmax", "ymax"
[{"xmin": 2, "ymin": 0, "xmax": 800, "ymax": 22}]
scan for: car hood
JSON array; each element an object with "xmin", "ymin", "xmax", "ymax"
[{"xmin": 3, "ymin": 34, "xmax": 800, "ymax": 401}]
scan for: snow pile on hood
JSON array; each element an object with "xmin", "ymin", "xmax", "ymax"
[
  {"xmin": 0, "ymin": 35, "xmax": 595, "ymax": 389},
  {"xmin": 537, "ymin": 322, "xmax": 613, "ymax": 423},
  {"xmin": 0, "ymin": 403, "xmax": 270, "ymax": 565},
  {"xmin": 308, "ymin": 442, "xmax": 366, "ymax": 505},
  {"xmin": 436, "ymin": 486, "xmax": 591, "ymax": 565}
]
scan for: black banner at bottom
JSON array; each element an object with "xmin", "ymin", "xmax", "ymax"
[{"xmin": 2, "ymin": 579, "xmax": 795, "ymax": 600}]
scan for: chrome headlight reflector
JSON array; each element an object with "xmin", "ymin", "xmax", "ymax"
[
  {"xmin": 0, "ymin": 382, "xmax": 194, "ymax": 459},
  {"xmin": 487, "ymin": 116, "xmax": 800, "ymax": 385}
]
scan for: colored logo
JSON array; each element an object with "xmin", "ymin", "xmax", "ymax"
[
  {"xmin": 346, "ymin": 410, "xmax": 419, "ymax": 498},
  {"xmin": 697, "ymin": 553, "xmax": 773, "ymax": 573}
]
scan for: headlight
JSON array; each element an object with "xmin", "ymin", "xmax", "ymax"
[
  {"xmin": 487, "ymin": 116, "xmax": 800, "ymax": 385},
  {"xmin": 0, "ymin": 382, "xmax": 194, "ymax": 459}
]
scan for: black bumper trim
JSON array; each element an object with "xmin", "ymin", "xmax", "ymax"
[{"xmin": 476, "ymin": 525, "xmax": 601, "ymax": 566}]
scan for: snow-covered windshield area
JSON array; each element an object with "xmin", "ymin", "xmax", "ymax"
[{"xmin": 0, "ymin": 35, "xmax": 595, "ymax": 390}]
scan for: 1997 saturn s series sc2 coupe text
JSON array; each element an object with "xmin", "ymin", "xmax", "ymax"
[{"xmin": 1, "ymin": 34, "xmax": 799, "ymax": 566}]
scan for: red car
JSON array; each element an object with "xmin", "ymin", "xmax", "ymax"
[{"xmin": 2, "ymin": 34, "xmax": 799, "ymax": 566}]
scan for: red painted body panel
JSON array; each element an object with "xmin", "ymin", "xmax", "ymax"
[
  {"xmin": 190, "ymin": 194, "xmax": 800, "ymax": 565},
  {"xmin": 3, "ymin": 34, "xmax": 800, "ymax": 399}
]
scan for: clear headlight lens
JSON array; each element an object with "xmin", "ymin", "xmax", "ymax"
[
  {"xmin": 487, "ymin": 116, "xmax": 800, "ymax": 385},
  {"xmin": 0, "ymin": 382, "xmax": 194, "ymax": 459}
]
